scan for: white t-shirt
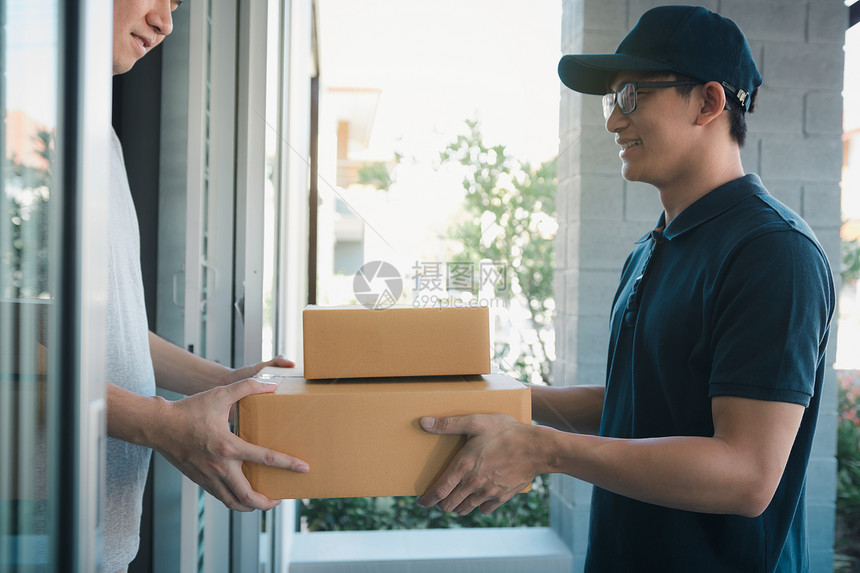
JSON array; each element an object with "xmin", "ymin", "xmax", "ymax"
[{"xmin": 104, "ymin": 128, "xmax": 156, "ymax": 571}]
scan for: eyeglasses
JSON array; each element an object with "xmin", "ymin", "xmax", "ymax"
[{"xmin": 603, "ymin": 81, "xmax": 703, "ymax": 120}]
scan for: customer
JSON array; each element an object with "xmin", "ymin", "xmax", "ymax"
[{"xmin": 105, "ymin": 1, "xmax": 308, "ymax": 571}]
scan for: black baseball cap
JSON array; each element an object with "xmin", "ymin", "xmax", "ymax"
[{"xmin": 558, "ymin": 5, "xmax": 762, "ymax": 111}]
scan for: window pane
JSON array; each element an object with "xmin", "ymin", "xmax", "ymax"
[
  {"xmin": 301, "ymin": 0, "xmax": 556, "ymax": 533},
  {"xmin": 262, "ymin": 0, "xmax": 282, "ymax": 360},
  {"xmin": 0, "ymin": 0, "xmax": 58, "ymax": 569}
]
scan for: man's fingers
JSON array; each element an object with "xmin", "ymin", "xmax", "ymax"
[
  {"xmin": 455, "ymin": 487, "xmax": 518, "ymax": 515},
  {"xmin": 436, "ymin": 476, "xmax": 488, "ymax": 513},
  {"xmin": 200, "ymin": 475, "xmax": 256, "ymax": 512},
  {"xmin": 188, "ymin": 447, "xmax": 283, "ymax": 511},
  {"xmin": 416, "ymin": 453, "xmax": 472, "ymax": 508},
  {"xmin": 453, "ymin": 491, "xmax": 489, "ymax": 515},
  {"xmin": 222, "ymin": 377, "xmax": 279, "ymax": 405},
  {"xmin": 169, "ymin": 454, "xmax": 259, "ymax": 512},
  {"xmin": 221, "ymin": 468, "xmax": 280, "ymax": 512},
  {"xmin": 235, "ymin": 437, "xmax": 309, "ymax": 473},
  {"xmin": 478, "ymin": 497, "xmax": 507, "ymax": 514},
  {"xmin": 269, "ymin": 355, "xmax": 296, "ymax": 368},
  {"xmin": 420, "ymin": 415, "xmax": 480, "ymax": 436},
  {"xmin": 416, "ymin": 471, "xmax": 457, "ymax": 508}
]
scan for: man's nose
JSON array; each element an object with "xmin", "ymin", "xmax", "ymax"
[
  {"xmin": 148, "ymin": 1, "xmax": 174, "ymax": 37},
  {"xmin": 605, "ymin": 101, "xmax": 626, "ymax": 133}
]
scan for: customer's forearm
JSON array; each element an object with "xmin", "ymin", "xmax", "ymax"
[
  {"xmin": 529, "ymin": 384, "xmax": 604, "ymax": 434},
  {"xmin": 106, "ymin": 381, "xmax": 169, "ymax": 447},
  {"xmin": 149, "ymin": 331, "xmax": 232, "ymax": 395}
]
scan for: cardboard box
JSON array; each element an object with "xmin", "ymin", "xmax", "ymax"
[
  {"xmin": 238, "ymin": 367, "xmax": 530, "ymax": 499},
  {"xmin": 302, "ymin": 305, "xmax": 492, "ymax": 379}
]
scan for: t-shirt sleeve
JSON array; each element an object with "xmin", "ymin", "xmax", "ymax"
[{"xmin": 708, "ymin": 229, "xmax": 834, "ymax": 405}]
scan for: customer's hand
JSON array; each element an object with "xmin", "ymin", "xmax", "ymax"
[
  {"xmin": 416, "ymin": 413, "xmax": 538, "ymax": 515},
  {"xmin": 221, "ymin": 355, "xmax": 296, "ymax": 386},
  {"xmin": 152, "ymin": 378, "xmax": 308, "ymax": 512}
]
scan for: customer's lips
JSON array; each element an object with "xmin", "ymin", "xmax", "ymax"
[{"xmin": 131, "ymin": 33, "xmax": 152, "ymax": 56}]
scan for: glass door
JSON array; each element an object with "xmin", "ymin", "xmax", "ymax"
[
  {"xmin": 140, "ymin": 0, "xmax": 317, "ymax": 569},
  {"xmin": 0, "ymin": 0, "xmax": 111, "ymax": 571}
]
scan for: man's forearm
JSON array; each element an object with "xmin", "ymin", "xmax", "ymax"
[
  {"xmin": 528, "ymin": 386, "xmax": 764, "ymax": 514},
  {"xmin": 529, "ymin": 384, "xmax": 604, "ymax": 435},
  {"xmin": 538, "ymin": 429, "xmax": 768, "ymax": 515},
  {"xmin": 106, "ymin": 381, "xmax": 169, "ymax": 446},
  {"xmin": 534, "ymin": 397, "xmax": 803, "ymax": 518},
  {"xmin": 149, "ymin": 331, "xmax": 231, "ymax": 395}
]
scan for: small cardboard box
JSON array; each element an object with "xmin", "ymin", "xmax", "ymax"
[
  {"xmin": 238, "ymin": 367, "xmax": 530, "ymax": 500},
  {"xmin": 302, "ymin": 305, "xmax": 491, "ymax": 379}
]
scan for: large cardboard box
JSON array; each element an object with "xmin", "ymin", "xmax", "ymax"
[
  {"xmin": 302, "ymin": 305, "xmax": 491, "ymax": 379},
  {"xmin": 238, "ymin": 367, "xmax": 530, "ymax": 500}
]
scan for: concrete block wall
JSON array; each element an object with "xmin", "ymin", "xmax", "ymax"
[{"xmin": 554, "ymin": 1, "xmax": 847, "ymax": 571}]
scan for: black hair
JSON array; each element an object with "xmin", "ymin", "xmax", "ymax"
[{"xmin": 713, "ymin": 83, "xmax": 757, "ymax": 148}]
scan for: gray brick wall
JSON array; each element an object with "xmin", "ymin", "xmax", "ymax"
[{"xmin": 554, "ymin": 1, "xmax": 847, "ymax": 571}]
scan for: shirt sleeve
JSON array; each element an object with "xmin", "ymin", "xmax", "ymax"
[{"xmin": 707, "ymin": 229, "xmax": 834, "ymax": 405}]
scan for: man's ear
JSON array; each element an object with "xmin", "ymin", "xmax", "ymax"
[{"xmin": 696, "ymin": 81, "xmax": 727, "ymax": 126}]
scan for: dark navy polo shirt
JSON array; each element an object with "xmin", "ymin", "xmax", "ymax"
[{"xmin": 585, "ymin": 174, "xmax": 835, "ymax": 573}]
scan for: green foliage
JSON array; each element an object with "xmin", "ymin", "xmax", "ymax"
[
  {"xmin": 300, "ymin": 474, "xmax": 549, "ymax": 531},
  {"xmin": 836, "ymin": 370, "xmax": 860, "ymax": 571},
  {"xmin": 356, "ymin": 154, "xmax": 400, "ymax": 191},
  {"xmin": 301, "ymin": 496, "xmax": 393, "ymax": 532},
  {"xmin": 0, "ymin": 187, "xmax": 50, "ymax": 298},
  {"xmin": 1, "ymin": 129, "xmax": 53, "ymax": 299},
  {"xmin": 440, "ymin": 119, "xmax": 557, "ymax": 384},
  {"xmin": 843, "ymin": 238, "xmax": 860, "ymax": 284}
]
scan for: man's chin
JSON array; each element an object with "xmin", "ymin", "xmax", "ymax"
[
  {"xmin": 620, "ymin": 164, "xmax": 635, "ymax": 182},
  {"xmin": 113, "ymin": 57, "xmax": 137, "ymax": 76}
]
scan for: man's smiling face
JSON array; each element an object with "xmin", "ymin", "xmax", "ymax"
[
  {"xmin": 605, "ymin": 72, "xmax": 702, "ymax": 190},
  {"xmin": 113, "ymin": 0, "xmax": 182, "ymax": 75}
]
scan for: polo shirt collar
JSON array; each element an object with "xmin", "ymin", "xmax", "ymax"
[{"xmin": 634, "ymin": 174, "xmax": 767, "ymax": 244}]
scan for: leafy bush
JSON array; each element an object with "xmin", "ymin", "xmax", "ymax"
[
  {"xmin": 836, "ymin": 370, "xmax": 860, "ymax": 572},
  {"xmin": 843, "ymin": 239, "xmax": 860, "ymax": 284},
  {"xmin": 299, "ymin": 474, "xmax": 549, "ymax": 532},
  {"xmin": 440, "ymin": 119, "xmax": 557, "ymax": 385}
]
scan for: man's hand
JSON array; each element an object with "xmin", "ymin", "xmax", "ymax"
[
  {"xmin": 416, "ymin": 414, "xmax": 542, "ymax": 515},
  {"xmin": 149, "ymin": 331, "xmax": 297, "ymax": 395},
  {"xmin": 149, "ymin": 378, "xmax": 308, "ymax": 512},
  {"xmin": 221, "ymin": 355, "xmax": 296, "ymax": 387}
]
